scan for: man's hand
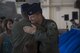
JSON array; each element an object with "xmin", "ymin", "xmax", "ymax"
[{"xmin": 23, "ymin": 24, "xmax": 36, "ymax": 34}]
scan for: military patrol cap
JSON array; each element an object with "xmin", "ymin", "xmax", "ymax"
[
  {"xmin": 27, "ymin": 3, "xmax": 42, "ymax": 15},
  {"xmin": 21, "ymin": 3, "xmax": 30, "ymax": 12}
]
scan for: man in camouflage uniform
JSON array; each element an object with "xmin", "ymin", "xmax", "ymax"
[{"xmin": 22, "ymin": 3, "xmax": 59, "ymax": 53}]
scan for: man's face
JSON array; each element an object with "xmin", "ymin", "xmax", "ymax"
[{"xmin": 28, "ymin": 12, "xmax": 42, "ymax": 24}]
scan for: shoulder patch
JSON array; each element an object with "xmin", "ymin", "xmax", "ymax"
[{"xmin": 50, "ymin": 22, "xmax": 57, "ymax": 28}]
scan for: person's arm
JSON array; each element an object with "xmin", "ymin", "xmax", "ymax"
[
  {"xmin": 34, "ymin": 20, "xmax": 59, "ymax": 53},
  {"xmin": 11, "ymin": 22, "xmax": 24, "ymax": 47}
]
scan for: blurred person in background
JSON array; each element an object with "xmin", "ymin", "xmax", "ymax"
[
  {"xmin": 0, "ymin": 17, "xmax": 6, "ymax": 34},
  {"xmin": 70, "ymin": 19, "xmax": 80, "ymax": 29},
  {"xmin": 0, "ymin": 18, "xmax": 14, "ymax": 53}
]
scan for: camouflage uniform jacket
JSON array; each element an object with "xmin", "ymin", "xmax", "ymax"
[
  {"xmin": 34, "ymin": 18, "xmax": 59, "ymax": 53},
  {"xmin": 11, "ymin": 18, "xmax": 37, "ymax": 53}
]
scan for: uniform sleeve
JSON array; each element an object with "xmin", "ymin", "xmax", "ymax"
[
  {"xmin": 34, "ymin": 21, "xmax": 59, "ymax": 53},
  {"xmin": 11, "ymin": 22, "xmax": 25, "ymax": 47},
  {"xmin": 11, "ymin": 21, "xmax": 33, "ymax": 48}
]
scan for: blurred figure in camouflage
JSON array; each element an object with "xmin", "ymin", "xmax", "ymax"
[
  {"xmin": 22, "ymin": 2, "xmax": 59, "ymax": 53},
  {"xmin": 11, "ymin": 3, "xmax": 37, "ymax": 53}
]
